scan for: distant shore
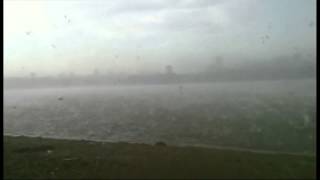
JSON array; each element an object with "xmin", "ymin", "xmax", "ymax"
[{"xmin": 4, "ymin": 75, "xmax": 315, "ymax": 90}]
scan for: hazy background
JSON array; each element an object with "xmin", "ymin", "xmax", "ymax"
[{"xmin": 4, "ymin": 0, "xmax": 316, "ymax": 77}]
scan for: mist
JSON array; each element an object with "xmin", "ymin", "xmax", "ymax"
[
  {"xmin": 3, "ymin": 1, "xmax": 316, "ymax": 178},
  {"xmin": 4, "ymin": 0, "xmax": 316, "ymax": 77}
]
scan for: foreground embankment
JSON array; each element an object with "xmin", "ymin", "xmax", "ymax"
[{"xmin": 4, "ymin": 135, "xmax": 316, "ymax": 179}]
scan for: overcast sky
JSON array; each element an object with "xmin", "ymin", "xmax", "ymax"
[{"xmin": 4, "ymin": 0, "xmax": 316, "ymax": 77}]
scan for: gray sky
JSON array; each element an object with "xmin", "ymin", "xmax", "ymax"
[{"xmin": 4, "ymin": 0, "xmax": 316, "ymax": 77}]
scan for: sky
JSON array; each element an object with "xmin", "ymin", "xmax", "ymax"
[{"xmin": 4, "ymin": 0, "xmax": 316, "ymax": 77}]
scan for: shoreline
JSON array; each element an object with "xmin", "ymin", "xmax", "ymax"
[
  {"xmin": 4, "ymin": 135, "xmax": 316, "ymax": 179},
  {"xmin": 4, "ymin": 134, "xmax": 315, "ymax": 157}
]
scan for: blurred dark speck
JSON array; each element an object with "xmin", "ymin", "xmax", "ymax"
[
  {"xmin": 58, "ymin": 97, "xmax": 64, "ymax": 101},
  {"xmin": 155, "ymin": 141, "xmax": 167, "ymax": 146},
  {"xmin": 309, "ymin": 21, "xmax": 314, "ymax": 28},
  {"xmin": 179, "ymin": 85, "xmax": 183, "ymax": 95}
]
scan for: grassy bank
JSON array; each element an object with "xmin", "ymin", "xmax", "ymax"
[{"xmin": 4, "ymin": 135, "xmax": 316, "ymax": 179}]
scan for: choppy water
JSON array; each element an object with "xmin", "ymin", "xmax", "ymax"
[{"xmin": 4, "ymin": 79, "xmax": 316, "ymax": 154}]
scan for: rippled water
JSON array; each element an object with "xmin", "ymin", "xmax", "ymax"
[{"xmin": 4, "ymin": 79, "xmax": 316, "ymax": 154}]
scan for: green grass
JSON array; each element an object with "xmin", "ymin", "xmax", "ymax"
[{"xmin": 4, "ymin": 135, "xmax": 315, "ymax": 179}]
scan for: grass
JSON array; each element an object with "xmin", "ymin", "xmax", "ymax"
[{"xmin": 4, "ymin": 135, "xmax": 316, "ymax": 179}]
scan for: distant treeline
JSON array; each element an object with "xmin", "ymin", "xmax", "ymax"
[{"xmin": 4, "ymin": 59, "xmax": 315, "ymax": 89}]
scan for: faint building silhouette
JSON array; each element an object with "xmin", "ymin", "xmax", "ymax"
[
  {"xmin": 165, "ymin": 65, "xmax": 174, "ymax": 75},
  {"xmin": 164, "ymin": 65, "xmax": 177, "ymax": 83},
  {"xmin": 93, "ymin": 68, "xmax": 100, "ymax": 76},
  {"xmin": 216, "ymin": 56, "xmax": 224, "ymax": 69},
  {"xmin": 30, "ymin": 72, "xmax": 36, "ymax": 79}
]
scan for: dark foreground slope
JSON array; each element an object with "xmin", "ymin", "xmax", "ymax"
[{"xmin": 4, "ymin": 136, "xmax": 316, "ymax": 179}]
